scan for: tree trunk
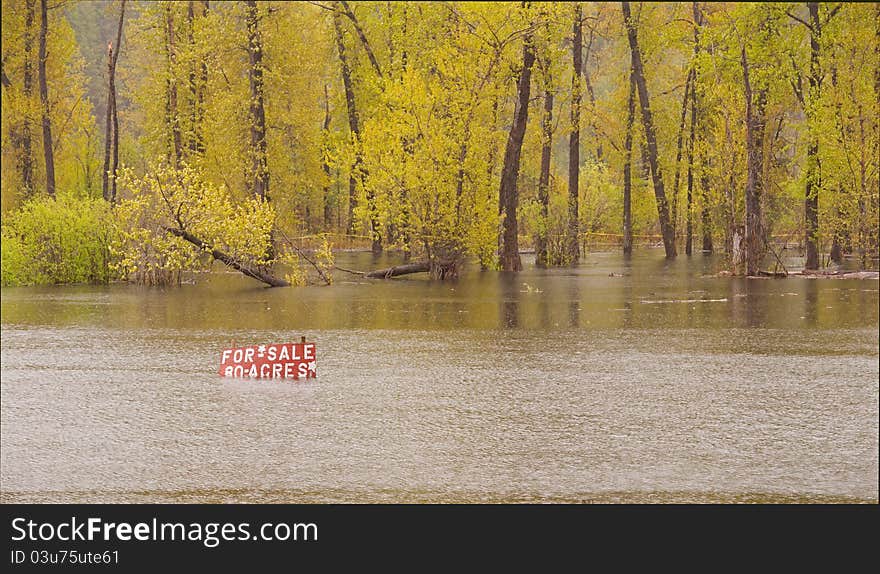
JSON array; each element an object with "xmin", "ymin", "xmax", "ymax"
[
  {"xmin": 536, "ymin": 88, "xmax": 553, "ymax": 268},
  {"xmin": 333, "ymin": 7, "xmax": 380, "ymax": 253},
  {"xmin": 567, "ymin": 2, "xmax": 582, "ymax": 264},
  {"xmin": 498, "ymin": 32, "xmax": 535, "ymax": 272},
  {"xmin": 622, "ymin": 60, "xmax": 635, "ymax": 256},
  {"xmin": 700, "ymin": 159, "xmax": 713, "ymax": 253},
  {"xmin": 365, "ymin": 261, "xmax": 430, "ymax": 279},
  {"xmin": 102, "ymin": 50, "xmax": 114, "ymax": 200},
  {"xmin": 694, "ymin": 2, "xmax": 712, "ymax": 254},
  {"xmin": 103, "ymin": 0, "xmax": 126, "ymax": 204},
  {"xmin": 195, "ymin": 2, "xmax": 209, "ymax": 154},
  {"xmin": 339, "ymin": 0, "xmax": 382, "ymax": 78},
  {"xmin": 165, "ymin": 226, "xmax": 289, "ymax": 287},
  {"xmin": 165, "ymin": 4, "xmax": 183, "ymax": 168},
  {"xmin": 245, "ymin": 0, "xmax": 269, "ymax": 201},
  {"xmin": 742, "ymin": 46, "xmax": 767, "ymax": 276},
  {"xmin": 830, "ymin": 227, "xmax": 843, "ymax": 265},
  {"xmin": 21, "ymin": 0, "xmax": 36, "ymax": 196},
  {"xmin": 334, "ymin": 11, "xmax": 358, "ymax": 235},
  {"xmin": 871, "ymin": 3, "xmax": 880, "ymax": 263},
  {"xmin": 187, "ymin": 1, "xmax": 196, "ymax": 155},
  {"xmin": 621, "ymin": 1, "xmax": 676, "ymax": 258},
  {"xmin": 685, "ymin": 69, "xmax": 696, "ymax": 256},
  {"xmin": 186, "ymin": 1, "xmax": 206, "ymax": 155},
  {"xmin": 671, "ymin": 69, "xmax": 694, "ymax": 240},
  {"xmin": 110, "ymin": 68, "xmax": 119, "ymax": 202},
  {"xmin": 321, "ymin": 85, "xmax": 333, "ymax": 229},
  {"xmin": 38, "ymin": 0, "xmax": 54, "ymax": 197},
  {"xmin": 582, "ymin": 26, "xmax": 603, "ymax": 162},
  {"xmin": 804, "ymin": 2, "xmax": 821, "ymax": 270},
  {"xmin": 400, "ymin": 136, "xmax": 413, "ymax": 260}
]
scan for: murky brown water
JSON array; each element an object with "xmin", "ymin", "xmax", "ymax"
[{"xmin": 1, "ymin": 250, "xmax": 877, "ymax": 503}]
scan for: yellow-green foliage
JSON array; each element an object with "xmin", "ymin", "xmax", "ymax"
[
  {"xmin": 1, "ymin": 192, "xmax": 112, "ymax": 286},
  {"xmin": 111, "ymin": 164, "xmax": 276, "ymax": 285},
  {"xmin": 278, "ymin": 252, "xmax": 308, "ymax": 287},
  {"xmin": 315, "ymin": 235, "xmax": 334, "ymax": 284},
  {"xmin": 2, "ymin": 1, "xmax": 878, "ymax": 284},
  {"xmin": 1, "ymin": 0, "xmax": 99, "ymax": 211}
]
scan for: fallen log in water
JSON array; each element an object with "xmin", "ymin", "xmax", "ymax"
[
  {"xmin": 164, "ymin": 226, "xmax": 290, "ymax": 287},
  {"xmin": 797, "ymin": 270, "xmax": 879, "ymax": 280},
  {"xmin": 365, "ymin": 261, "xmax": 431, "ymax": 279}
]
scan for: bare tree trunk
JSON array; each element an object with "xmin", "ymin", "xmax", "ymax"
[
  {"xmin": 498, "ymin": 32, "xmax": 535, "ymax": 272},
  {"xmin": 482, "ymin": 98, "xmax": 500, "ymax": 270},
  {"xmin": 700, "ymin": 156, "xmax": 713, "ymax": 253},
  {"xmin": 110, "ymin": 70, "xmax": 119, "ymax": 202},
  {"xmin": 804, "ymin": 2, "xmax": 821, "ymax": 269},
  {"xmin": 38, "ymin": 0, "xmax": 54, "ymax": 197},
  {"xmin": 671, "ymin": 69, "xmax": 694, "ymax": 240},
  {"xmin": 686, "ymin": 70, "xmax": 696, "ymax": 255},
  {"xmin": 20, "ymin": 0, "xmax": 36, "ymax": 196},
  {"xmin": 332, "ymin": 6, "xmax": 381, "ymax": 254},
  {"xmin": 195, "ymin": 2, "xmax": 209, "ymax": 154},
  {"xmin": 621, "ymin": 1, "xmax": 676, "ymax": 258},
  {"xmin": 334, "ymin": 1, "xmax": 382, "ymax": 253},
  {"xmin": 333, "ymin": 10, "xmax": 357, "ymax": 234},
  {"xmin": 581, "ymin": 25, "xmax": 603, "ymax": 162},
  {"xmin": 622, "ymin": 60, "xmax": 635, "ymax": 256},
  {"xmin": 102, "ymin": 48, "xmax": 114, "ymax": 200},
  {"xmin": 365, "ymin": 261, "xmax": 429, "ymax": 278},
  {"xmin": 245, "ymin": 0, "xmax": 269, "ymax": 200},
  {"xmin": 185, "ymin": 1, "xmax": 206, "ymax": 156},
  {"xmin": 320, "ymin": 85, "xmax": 333, "ymax": 230},
  {"xmin": 102, "ymin": 0, "xmax": 126, "ymax": 204},
  {"xmin": 1, "ymin": 57, "xmax": 9, "ymax": 88},
  {"xmin": 742, "ymin": 46, "xmax": 767, "ymax": 276},
  {"xmin": 694, "ymin": 2, "xmax": 712, "ymax": 254},
  {"xmin": 187, "ymin": 1, "xmax": 196, "ymax": 155},
  {"xmin": 339, "ymin": 0, "xmax": 382, "ymax": 78},
  {"xmin": 536, "ymin": 88, "xmax": 553, "ymax": 268},
  {"xmin": 165, "ymin": 4, "xmax": 182, "ymax": 168},
  {"xmin": 872, "ymin": 3, "xmax": 880, "ymax": 262},
  {"xmin": 567, "ymin": 2, "xmax": 582, "ymax": 264},
  {"xmin": 400, "ymin": 136, "xmax": 413, "ymax": 260}
]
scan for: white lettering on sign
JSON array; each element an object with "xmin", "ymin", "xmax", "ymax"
[{"xmin": 219, "ymin": 341, "xmax": 317, "ymax": 380}]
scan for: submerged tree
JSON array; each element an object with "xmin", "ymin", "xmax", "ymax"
[
  {"xmin": 567, "ymin": 2, "xmax": 582, "ymax": 264},
  {"xmin": 621, "ymin": 1, "xmax": 676, "ymax": 258},
  {"xmin": 498, "ymin": 24, "xmax": 535, "ymax": 272}
]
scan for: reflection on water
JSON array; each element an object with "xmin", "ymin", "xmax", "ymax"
[{"xmin": 1, "ymin": 250, "xmax": 878, "ymax": 503}]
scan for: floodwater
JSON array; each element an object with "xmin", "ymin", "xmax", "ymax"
[{"xmin": 1, "ymin": 250, "xmax": 878, "ymax": 503}]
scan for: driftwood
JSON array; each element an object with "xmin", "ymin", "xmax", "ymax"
[
  {"xmin": 365, "ymin": 261, "xmax": 431, "ymax": 279},
  {"xmin": 164, "ymin": 226, "xmax": 289, "ymax": 287}
]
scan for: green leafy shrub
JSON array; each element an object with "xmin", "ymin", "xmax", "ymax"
[{"xmin": 1, "ymin": 192, "xmax": 113, "ymax": 286}]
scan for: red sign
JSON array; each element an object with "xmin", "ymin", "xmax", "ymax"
[{"xmin": 219, "ymin": 340, "xmax": 316, "ymax": 380}]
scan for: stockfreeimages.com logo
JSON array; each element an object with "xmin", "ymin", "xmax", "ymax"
[{"xmin": 11, "ymin": 517, "xmax": 317, "ymax": 548}]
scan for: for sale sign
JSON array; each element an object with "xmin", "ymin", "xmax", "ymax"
[{"xmin": 219, "ymin": 339, "xmax": 316, "ymax": 379}]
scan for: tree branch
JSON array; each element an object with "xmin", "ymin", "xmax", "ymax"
[
  {"xmin": 786, "ymin": 9, "xmax": 812, "ymax": 31},
  {"xmin": 164, "ymin": 226, "xmax": 290, "ymax": 287},
  {"xmin": 339, "ymin": 0, "xmax": 382, "ymax": 78}
]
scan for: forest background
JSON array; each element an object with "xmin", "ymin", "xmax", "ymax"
[{"xmin": 1, "ymin": 1, "xmax": 877, "ymax": 287}]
